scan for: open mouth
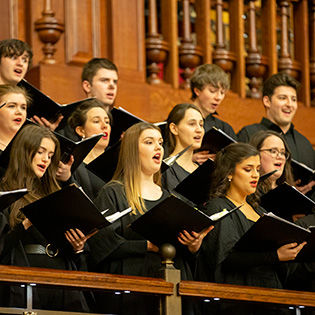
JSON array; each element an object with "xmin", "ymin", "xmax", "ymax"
[
  {"xmin": 274, "ymin": 162, "xmax": 282, "ymax": 168},
  {"xmin": 152, "ymin": 153, "xmax": 161, "ymax": 163},
  {"xmin": 102, "ymin": 132, "xmax": 108, "ymax": 139},
  {"xmin": 194, "ymin": 135, "xmax": 202, "ymax": 141},
  {"xmin": 37, "ymin": 164, "xmax": 46, "ymax": 172},
  {"xmin": 14, "ymin": 68, "xmax": 23, "ymax": 75},
  {"xmin": 250, "ymin": 180, "xmax": 257, "ymax": 187},
  {"xmin": 106, "ymin": 93, "xmax": 115, "ymax": 99},
  {"xmin": 13, "ymin": 118, "xmax": 22, "ymax": 124}
]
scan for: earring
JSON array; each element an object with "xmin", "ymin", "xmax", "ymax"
[{"xmin": 228, "ymin": 177, "xmax": 232, "ymax": 182}]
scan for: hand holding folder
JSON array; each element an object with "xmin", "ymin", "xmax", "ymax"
[
  {"xmin": 130, "ymin": 194, "xmax": 241, "ymax": 247},
  {"xmin": 21, "ymin": 185, "xmax": 131, "ymax": 249}
]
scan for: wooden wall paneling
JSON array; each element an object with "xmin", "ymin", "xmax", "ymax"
[
  {"xmin": 161, "ymin": 0, "xmax": 179, "ymax": 88},
  {"xmin": 65, "ymin": 0, "xmax": 101, "ymax": 66},
  {"xmin": 229, "ymin": 0, "xmax": 246, "ymax": 97},
  {"xmin": 0, "ymin": 0, "xmax": 17, "ymax": 39},
  {"xmin": 293, "ymin": 0, "xmax": 310, "ymax": 107},
  {"xmin": 26, "ymin": 0, "xmax": 65, "ymax": 66},
  {"xmin": 107, "ymin": 0, "xmax": 146, "ymax": 83},
  {"xmin": 261, "ymin": 0, "xmax": 278, "ymax": 77},
  {"xmin": 195, "ymin": 0, "xmax": 212, "ymax": 64}
]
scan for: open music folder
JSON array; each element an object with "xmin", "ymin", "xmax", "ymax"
[
  {"xmin": 0, "ymin": 188, "xmax": 28, "ymax": 212},
  {"xmin": 21, "ymin": 185, "xmax": 131, "ymax": 248},
  {"xmin": 196, "ymin": 126, "xmax": 237, "ymax": 153},
  {"xmin": 18, "ymin": 79, "xmax": 94, "ymax": 125},
  {"xmin": 131, "ymin": 194, "xmax": 241, "ymax": 247}
]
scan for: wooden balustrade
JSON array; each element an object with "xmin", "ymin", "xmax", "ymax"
[
  {"xmin": 0, "ymin": 265, "xmax": 314, "ymax": 314},
  {"xmin": 179, "ymin": 280, "xmax": 315, "ymax": 307},
  {"xmin": 1, "ymin": 0, "xmax": 315, "ymax": 144}
]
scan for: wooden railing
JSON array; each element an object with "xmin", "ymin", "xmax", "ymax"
[{"xmin": 0, "ymin": 265, "xmax": 314, "ymax": 314}]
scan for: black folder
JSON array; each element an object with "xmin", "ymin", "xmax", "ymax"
[
  {"xmin": 21, "ymin": 185, "xmax": 131, "ymax": 248},
  {"xmin": 235, "ymin": 212, "xmax": 310, "ymax": 252},
  {"xmin": 161, "ymin": 145, "xmax": 192, "ymax": 173},
  {"xmin": 291, "ymin": 158, "xmax": 315, "ymax": 185},
  {"xmin": 196, "ymin": 126, "xmax": 237, "ymax": 153},
  {"xmin": 173, "ymin": 158, "xmax": 215, "ymax": 206},
  {"xmin": 131, "ymin": 194, "xmax": 241, "ymax": 246},
  {"xmin": 260, "ymin": 182, "xmax": 315, "ymax": 218},
  {"xmin": 296, "ymin": 226, "xmax": 315, "ymax": 261},
  {"xmin": 0, "ymin": 188, "xmax": 28, "ymax": 212},
  {"xmin": 86, "ymin": 140, "xmax": 121, "ymax": 182},
  {"xmin": 259, "ymin": 170, "xmax": 278, "ymax": 182},
  {"xmin": 110, "ymin": 107, "xmax": 145, "ymax": 145},
  {"xmin": 54, "ymin": 132, "xmax": 103, "ymax": 172},
  {"xmin": 18, "ymin": 79, "xmax": 94, "ymax": 125}
]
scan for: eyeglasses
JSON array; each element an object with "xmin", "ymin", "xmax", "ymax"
[{"xmin": 260, "ymin": 148, "xmax": 290, "ymax": 160}]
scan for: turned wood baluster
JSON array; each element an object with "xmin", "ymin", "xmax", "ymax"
[
  {"xmin": 277, "ymin": 0, "xmax": 301, "ymax": 78},
  {"xmin": 310, "ymin": 0, "xmax": 315, "ymax": 105},
  {"xmin": 245, "ymin": 0, "xmax": 268, "ymax": 98},
  {"xmin": 34, "ymin": 0, "xmax": 64, "ymax": 64},
  {"xmin": 212, "ymin": 0, "xmax": 236, "ymax": 75},
  {"xmin": 146, "ymin": 0, "xmax": 169, "ymax": 84},
  {"xmin": 178, "ymin": 0, "xmax": 202, "ymax": 89}
]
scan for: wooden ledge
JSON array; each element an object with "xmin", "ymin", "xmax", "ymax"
[
  {"xmin": 0, "ymin": 265, "xmax": 173, "ymax": 295},
  {"xmin": 179, "ymin": 281, "xmax": 315, "ymax": 307}
]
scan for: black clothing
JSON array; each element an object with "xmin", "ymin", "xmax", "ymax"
[
  {"xmin": 196, "ymin": 197, "xmax": 292, "ymax": 315},
  {"xmin": 204, "ymin": 113, "xmax": 237, "ymax": 140},
  {"xmin": 196, "ymin": 197, "xmax": 283, "ymax": 288},
  {"xmin": 73, "ymin": 163, "xmax": 105, "ymax": 200},
  {"xmin": 237, "ymin": 117, "xmax": 315, "ymax": 169},
  {"xmin": 56, "ymin": 124, "xmax": 106, "ymax": 200},
  {"xmin": 89, "ymin": 181, "xmax": 196, "ymax": 314},
  {"xmin": 161, "ymin": 162, "xmax": 190, "ymax": 192},
  {"xmin": 0, "ymin": 210, "xmax": 90, "ymax": 312}
]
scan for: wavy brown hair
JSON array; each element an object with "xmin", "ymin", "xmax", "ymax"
[
  {"xmin": 0, "ymin": 124, "xmax": 61, "ymax": 228},
  {"xmin": 209, "ymin": 143, "xmax": 260, "ymax": 208},
  {"xmin": 112, "ymin": 122, "xmax": 162, "ymax": 215}
]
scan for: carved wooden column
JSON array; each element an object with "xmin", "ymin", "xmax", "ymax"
[
  {"xmin": 34, "ymin": 0, "xmax": 64, "ymax": 64},
  {"xmin": 310, "ymin": 0, "xmax": 315, "ymax": 105},
  {"xmin": 245, "ymin": 0, "xmax": 268, "ymax": 98},
  {"xmin": 146, "ymin": 0, "xmax": 169, "ymax": 84},
  {"xmin": 178, "ymin": 0, "xmax": 203, "ymax": 89},
  {"xmin": 277, "ymin": 0, "xmax": 301, "ymax": 78},
  {"xmin": 212, "ymin": 0, "xmax": 236, "ymax": 75}
]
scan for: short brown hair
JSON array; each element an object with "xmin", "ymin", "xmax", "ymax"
[
  {"xmin": 0, "ymin": 39, "xmax": 33, "ymax": 69},
  {"xmin": 190, "ymin": 64, "xmax": 230, "ymax": 100},
  {"xmin": 262, "ymin": 72, "xmax": 300, "ymax": 99},
  {"xmin": 81, "ymin": 58, "xmax": 118, "ymax": 83}
]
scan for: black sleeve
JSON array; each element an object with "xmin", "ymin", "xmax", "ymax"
[
  {"xmin": 223, "ymin": 249, "xmax": 279, "ymax": 270},
  {"xmin": 89, "ymin": 182, "xmax": 147, "ymax": 265},
  {"xmin": 237, "ymin": 127, "xmax": 250, "ymax": 143}
]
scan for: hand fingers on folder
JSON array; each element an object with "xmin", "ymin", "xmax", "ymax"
[
  {"xmin": 277, "ymin": 241, "xmax": 307, "ymax": 261},
  {"xmin": 65, "ymin": 228, "xmax": 86, "ymax": 251},
  {"xmin": 56, "ymin": 155, "xmax": 74, "ymax": 181},
  {"xmin": 192, "ymin": 151, "xmax": 211, "ymax": 165}
]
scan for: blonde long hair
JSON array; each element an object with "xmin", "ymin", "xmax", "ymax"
[
  {"xmin": 112, "ymin": 122, "xmax": 162, "ymax": 215},
  {"xmin": 0, "ymin": 124, "xmax": 61, "ymax": 228}
]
